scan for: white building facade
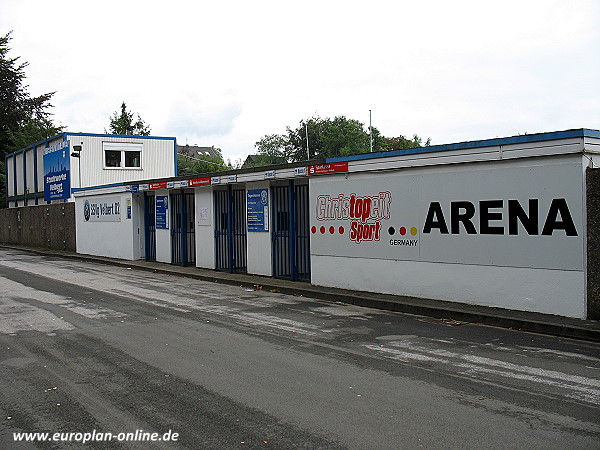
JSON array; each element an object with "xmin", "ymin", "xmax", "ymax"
[{"xmin": 68, "ymin": 128, "xmax": 600, "ymax": 319}]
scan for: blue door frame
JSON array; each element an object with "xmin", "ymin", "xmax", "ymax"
[
  {"xmin": 214, "ymin": 185, "xmax": 247, "ymax": 273},
  {"xmin": 144, "ymin": 193, "xmax": 156, "ymax": 262},
  {"xmin": 271, "ymin": 181, "xmax": 310, "ymax": 281},
  {"xmin": 171, "ymin": 190, "xmax": 195, "ymax": 266}
]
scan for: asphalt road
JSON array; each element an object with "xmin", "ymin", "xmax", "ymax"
[{"xmin": 0, "ymin": 248, "xmax": 599, "ymax": 449}]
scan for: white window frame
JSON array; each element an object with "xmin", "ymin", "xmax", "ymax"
[{"xmin": 103, "ymin": 142, "xmax": 143, "ymax": 169}]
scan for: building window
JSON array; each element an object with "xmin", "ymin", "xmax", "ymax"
[
  {"xmin": 103, "ymin": 142, "xmax": 142, "ymax": 169},
  {"xmin": 105, "ymin": 150, "xmax": 121, "ymax": 167}
]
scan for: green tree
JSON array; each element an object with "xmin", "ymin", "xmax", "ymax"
[
  {"xmin": 253, "ymin": 115, "xmax": 429, "ymax": 167},
  {"xmin": 106, "ymin": 102, "xmax": 151, "ymax": 135},
  {"xmin": 251, "ymin": 134, "xmax": 291, "ymax": 166},
  {"xmin": 254, "ymin": 115, "xmax": 385, "ymax": 164},
  {"xmin": 382, "ymin": 134, "xmax": 431, "ymax": 151},
  {"xmin": 0, "ymin": 32, "xmax": 63, "ymax": 207}
]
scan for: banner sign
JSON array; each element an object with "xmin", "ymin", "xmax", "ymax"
[
  {"xmin": 247, "ymin": 189, "xmax": 269, "ymax": 232},
  {"xmin": 83, "ymin": 196, "xmax": 121, "ymax": 222},
  {"xmin": 43, "ymin": 140, "xmax": 71, "ymax": 201},
  {"xmin": 310, "ymin": 163, "xmax": 583, "ymax": 271},
  {"xmin": 189, "ymin": 177, "xmax": 211, "ymax": 187},
  {"xmin": 150, "ymin": 182, "xmax": 167, "ymax": 190},
  {"xmin": 156, "ymin": 195, "xmax": 169, "ymax": 229},
  {"xmin": 308, "ymin": 161, "xmax": 348, "ymax": 175}
]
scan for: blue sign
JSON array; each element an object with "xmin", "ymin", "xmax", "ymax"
[
  {"xmin": 247, "ymin": 189, "xmax": 269, "ymax": 232},
  {"xmin": 156, "ymin": 196, "xmax": 169, "ymax": 229},
  {"xmin": 43, "ymin": 140, "xmax": 71, "ymax": 201}
]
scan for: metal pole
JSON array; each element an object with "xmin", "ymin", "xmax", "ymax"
[
  {"xmin": 369, "ymin": 110, "xmax": 373, "ymax": 152},
  {"xmin": 305, "ymin": 122, "xmax": 310, "ymax": 160}
]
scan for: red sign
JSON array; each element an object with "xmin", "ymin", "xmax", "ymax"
[
  {"xmin": 149, "ymin": 182, "xmax": 167, "ymax": 190},
  {"xmin": 189, "ymin": 177, "xmax": 211, "ymax": 187},
  {"xmin": 308, "ymin": 161, "xmax": 349, "ymax": 175}
]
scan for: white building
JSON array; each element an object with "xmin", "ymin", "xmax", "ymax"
[
  {"xmin": 42, "ymin": 129, "xmax": 600, "ymax": 319},
  {"xmin": 4, "ymin": 132, "xmax": 177, "ymax": 207}
]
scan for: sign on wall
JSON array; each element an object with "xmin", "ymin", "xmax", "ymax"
[
  {"xmin": 83, "ymin": 196, "xmax": 122, "ymax": 222},
  {"xmin": 310, "ymin": 162, "xmax": 584, "ymax": 271},
  {"xmin": 156, "ymin": 196, "xmax": 169, "ymax": 229},
  {"xmin": 247, "ymin": 189, "xmax": 269, "ymax": 232},
  {"xmin": 43, "ymin": 140, "xmax": 71, "ymax": 201}
]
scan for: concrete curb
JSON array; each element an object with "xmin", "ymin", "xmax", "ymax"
[{"xmin": 3, "ymin": 245, "xmax": 600, "ymax": 343}]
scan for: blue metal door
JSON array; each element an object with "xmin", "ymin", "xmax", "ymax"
[
  {"xmin": 272, "ymin": 181, "xmax": 310, "ymax": 281},
  {"xmin": 171, "ymin": 191, "xmax": 195, "ymax": 266},
  {"xmin": 214, "ymin": 186, "xmax": 247, "ymax": 273},
  {"xmin": 144, "ymin": 193, "xmax": 156, "ymax": 261}
]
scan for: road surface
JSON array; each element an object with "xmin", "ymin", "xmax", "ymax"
[{"xmin": 0, "ymin": 248, "xmax": 599, "ymax": 449}]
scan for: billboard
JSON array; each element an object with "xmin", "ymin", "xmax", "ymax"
[
  {"xmin": 310, "ymin": 162, "xmax": 584, "ymax": 271},
  {"xmin": 43, "ymin": 140, "xmax": 71, "ymax": 201}
]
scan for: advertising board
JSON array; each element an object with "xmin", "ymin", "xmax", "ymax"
[
  {"xmin": 310, "ymin": 162, "xmax": 584, "ymax": 271},
  {"xmin": 43, "ymin": 140, "xmax": 71, "ymax": 201}
]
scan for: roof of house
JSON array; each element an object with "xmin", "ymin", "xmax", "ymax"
[{"xmin": 177, "ymin": 145, "xmax": 219, "ymax": 159}]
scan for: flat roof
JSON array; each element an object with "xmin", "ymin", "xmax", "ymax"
[{"xmin": 326, "ymin": 128, "xmax": 600, "ymax": 164}]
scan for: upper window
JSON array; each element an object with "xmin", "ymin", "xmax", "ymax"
[{"xmin": 103, "ymin": 142, "xmax": 142, "ymax": 169}]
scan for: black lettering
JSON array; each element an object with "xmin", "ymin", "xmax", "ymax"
[
  {"xmin": 451, "ymin": 201, "xmax": 477, "ymax": 234},
  {"xmin": 508, "ymin": 199, "xmax": 538, "ymax": 235},
  {"xmin": 541, "ymin": 198, "xmax": 578, "ymax": 236},
  {"xmin": 480, "ymin": 200, "xmax": 504, "ymax": 235},
  {"xmin": 423, "ymin": 202, "xmax": 448, "ymax": 234}
]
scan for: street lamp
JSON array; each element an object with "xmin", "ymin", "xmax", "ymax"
[{"xmin": 71, "ymin": 144, "xmax": 83, "ymax": 188}]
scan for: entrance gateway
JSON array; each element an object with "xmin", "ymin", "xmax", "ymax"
[
  {"xmin": 171, "ymin": 190, "xmax": 195, "ymax": 266},
  {"xmin": 271, "ymin": 181, "xmax": 310, "ymax": 281},
  {"xmin": 214, "ymin": 186, "xmax": 247, "ymax": 273}
]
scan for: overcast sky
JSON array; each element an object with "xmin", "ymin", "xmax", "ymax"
[{"xmin": 2, "ymin": 0, "xmax": 599, "ymax": 162}]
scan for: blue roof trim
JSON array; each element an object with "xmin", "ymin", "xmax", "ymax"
[
  {"xmin": 5, "ymin": 132, "xmax": 177, "ymax": 158},
  {"xmin": 66, "ymin": 132, "xmax": 177, "ymax": 141},
  {"xmin": 326, "ymin": 128, "xmax": 600, "ymax": 164},
  {"xmin": 71, "ymin": 182, "xmax": 125, "ymax": 193}
]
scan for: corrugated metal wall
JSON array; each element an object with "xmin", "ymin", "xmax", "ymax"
[{"xmin": 75, "ymin": 135, "xmax": 176, "ymax": 188}]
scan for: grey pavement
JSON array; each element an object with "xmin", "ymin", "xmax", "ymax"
[{"xmin": 2, "ymin": 244, "xmax": 599, "ymax": 343}]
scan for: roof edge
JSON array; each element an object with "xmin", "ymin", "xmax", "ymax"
[{"xmin": 327, "ymin": 128, "xmax": 600, "ymax": 164}]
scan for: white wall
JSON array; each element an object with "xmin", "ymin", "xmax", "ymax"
[
  {"xmin": 154, "ymin": 189, "xmax": 172, "ymax": 264},
  {"xmin": 75, "ymin": 191, "xmax": 136, "ymax": 260},
  {"xmin": 131, "ymin": 193, "xmax": 145, "ymax": 260},
  {"xmin": 195, "ymin": 187, "xmax": 215, "ymax": 269},
  {"xmin": 69, "ymin": 135, "xmax": 176, "ymax": 190},
  {"xmin": 311, "ymin": 256, "xmax": 586, "ymax": 318},
  {"xmin": 246, "ymin": 182, "xmax": 272, "ymax": 276},
  {"xmin": 309, "ymin": 155, "xmax": 587, "ymax": 318}
]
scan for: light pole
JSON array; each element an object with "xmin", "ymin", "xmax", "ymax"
[
  {"xmin": 369, "ymin": 110, "xmax": 373, "ymax": 152},
  {"xmin": 305, "ymin": 122, "xmax": 310, "ymax": 160}
]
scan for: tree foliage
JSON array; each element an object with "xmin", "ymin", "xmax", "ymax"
[
  {"xmin": 254, "ymin": 115, "xmax": 429, "ymax": 166},
  {"xmin": 0, "ymin": 32, "xmax": 63, "ymax": 207},
  {"xmin": 106, "ymin": 102, "xmax": 151, "ymax": 136},
  {"xmin": 177, "ymin": 147, "xmax": 229, "ymax": 175}
]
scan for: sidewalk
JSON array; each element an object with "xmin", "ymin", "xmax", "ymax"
[{"xmin": 4, "ymin": 245, "xmax": 600, "ymax": 343}]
